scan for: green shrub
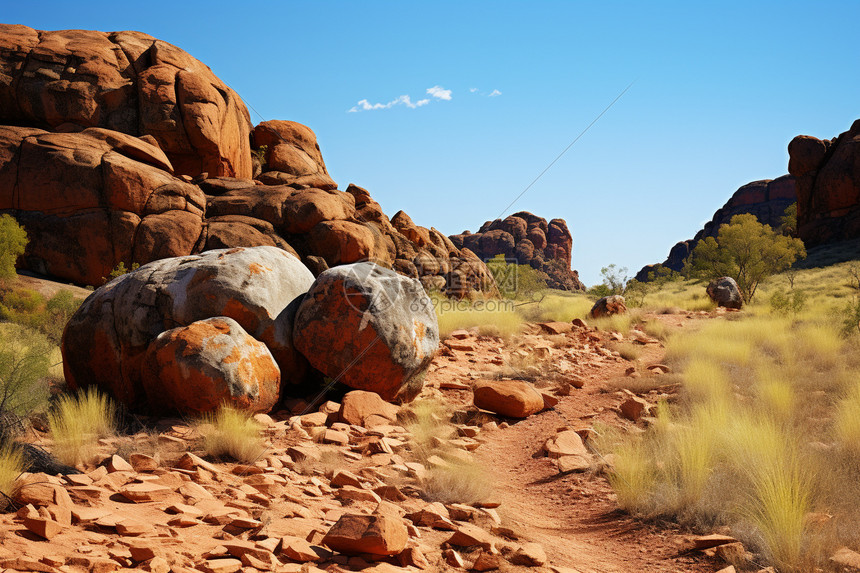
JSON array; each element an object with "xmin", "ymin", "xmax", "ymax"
[
  {"xmin": 0, "ymin": 215, "xmax": 27, "ymax": 283},
  {"xmin": 485, "ymin": 255, "xmax": 547, "ymax": 300},
  {"xmin": 769, "ymin": 289, "xmax": 807, "ymax": 317},
  {"xmin": 0, "ymin": 325, "xmax": 51, "ymax": 419}
]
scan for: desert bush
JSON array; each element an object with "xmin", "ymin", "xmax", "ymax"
[
  {"xmin": 196, "ymin": 405, "xmax": 264, "ymax": 463},
  {"xmin": 48, "ymin": 387, "xmax": 116, "ymax": 466},
  {"xmin": 103, "ymin": 261, "xmax": 139, "ymax": 284},
  {"xmin": 769, "ymin": 289, "xmax": 807, "ymax": 317},
  {"xmin": 420, "ymin": 459, "xmax": 491, "ymax": 505},
  {"xmin": 0, "ymin": 325, "xmax": 51, "ymax": 421},
  {"xmin": 485, "ymin": 254, "xmax": 547, "ymax": 300},
  {"xmin": 0, "ymin": 215, "xmax": 27, "ymax": 283}
]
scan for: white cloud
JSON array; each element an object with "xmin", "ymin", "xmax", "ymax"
[
  {"xmin": 488, "ymin": 89, "xmax": 502, "ymax": 97},
  {"xmin": 469, "ymin": 87, "xmax": 478, "ymax": 93},
  {"xmin": 427, "ymin": 85, "xmax": 452, "ymax": 100},
  {"xmin": 349, "ymin": 94, "xmax": 431, "ymax": 112}
]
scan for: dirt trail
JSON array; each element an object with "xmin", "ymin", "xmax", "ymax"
[{"xmin": 471, "ymin": 316, "xmax": 719, "ymax": 573}]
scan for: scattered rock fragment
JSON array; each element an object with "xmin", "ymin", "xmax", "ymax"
[{"xmin": 473, "ymin": 380, "xmax": 544, "ymax": 418}]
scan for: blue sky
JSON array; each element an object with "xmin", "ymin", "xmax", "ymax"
[{"xmin": 6, "ymin": 1, "xmax": 860, "ymax": 285}]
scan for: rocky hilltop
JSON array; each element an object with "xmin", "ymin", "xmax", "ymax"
[
  {"xmin": 0, "ymin": 25, "xmax": 495, "ymax": 297},
  {"xmin": 449, "ymin": 212, "xmax": 585, "ymax": 291},
  {"xmin": 789, "ymin": 119, "xmax": 860, "ymax": 246},
  {"xmin": 635, "ymin": 176, "xmax": 796, "ymax": 281}
]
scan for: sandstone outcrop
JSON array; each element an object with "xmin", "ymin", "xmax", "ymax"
[
  {"xmin": 789, "ymin": 119, "xmax": 860, "ymax": 246},
  {"xmin": 0, "ymin": 26, "xmax": 497, "ymax": 298},
  {"xmin": 62, "ymin": 246, "xmax": 314, "ymax": 413},
  {"xmin": 293, "ymin": 262, "xmax": 439, "ymax": 403},
  {"xmin": 636, "ymin": 176, "xmax": 796, "ymax": 281},
  {"xmin": 0, "ymin": 24, "xmax": 252, "ymax": 179},
  {"xmin": 450, "ymin": 212, "xmax": 584, "ymax": 291}
]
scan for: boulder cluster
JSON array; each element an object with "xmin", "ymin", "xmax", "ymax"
[
  {"xmin": 449, "ymin": 212, "xmax": 584, "ymax": 291},
  {"xmin": 0, "ymin": 25, "xmax": 495, "ymax": 297},
  {"xmin": 62, "ymin": 247, "xmax": 439, "ymax": 415}
]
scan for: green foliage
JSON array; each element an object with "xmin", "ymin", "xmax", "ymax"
[
  {"xmin": 485, "ymin": 254, "xmax": 547, "ymax": 299},
  {"xmin": 0, "ymin": 288, "xmax": 82, "ymax": 345},
  {"xmin": 623, "ymin": 279, "xmax": 647, "ymax": 307},
  {"xmin": 0, "ymin": 215, "xmax": 27, "ymax": 282},
  {"xmin": 689, "ymin": 214, "xmax": 806, "ymax": 303},
  {"xmin": 0, "ymin": 326, "xmax": 51, "ymax": 419},
  {"xmin": 586, "ymin": 283, "xmax": 612, "ymax": 298},
  {"xmin": 104, "ymin": 261, "xmax": 139, "ymax": 284},
  {"xmin": 769, "ymin": 290, "xmax": 807, "ymax": 317},
  {"xmin": 842, "ymin": 297, "xmax": 860, "ymax": 336},
  {"xmin": 599, "ymin": 264, "xmax": 628, "ymax": 295},
  {"xmin": 779, "ymin": 202, "xmax": 798, "ymax": 236},
  {"xmin": 251, "ymin": 145, "xmax": 268, "ymax": 168}
]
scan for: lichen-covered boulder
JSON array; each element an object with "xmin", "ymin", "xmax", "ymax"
[
  {"xmin": 588, "ymin": 295, "xmax": 628, "ymax": 318},
  {"xmin": 293, "ymin": 262, "xmax": 439, "ymax": 402},
  {"xmin": 62, "ymin": 246, "xmax": 314, "ymax": 412},
  {"xmin": 142, "ymin": 317, "xmax": 280, "ymax": 415},
  {"xmin": 706, "ymin": 276, "xmax": 743, "ymax": 309}
]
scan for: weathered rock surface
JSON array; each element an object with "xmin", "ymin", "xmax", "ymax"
[
  {"xmin": 636, "ymin": 176, "xmax": 796, "ymax": 281},
  {"xmin": 142, "ymin": 317, "xmax": 281, "ymax": 414},
  {"xmin": 62, "ymin": 246, "xmax": 314, "ymax": 412},
  {"xmin": 0, "ymin": 26, "xmax": 498, "ymax": 298},
  {"xmin": 472, "ymin": 380, "xmax": 544, "ymax": 418},
  {"xmin": 293, "ymin": 263, "xmax": 439, "ymax": 402},
  {"xmin": 589, "ymin": 295, "xmax": 628, "ymax": 318},
  {"xmin": 450, "ymin": 212, "xmax": 585, "ymax": 291},
  {"xmin": 0, "ymin": 24, "xmax": 252, "ymax": 179},
  {"xmin": 789, "ymin": 119, "xmax": 860, "ymax": 246},
  {"xmin": 706, "ymin": 276, "xmax": 743, "ymax": 309}
]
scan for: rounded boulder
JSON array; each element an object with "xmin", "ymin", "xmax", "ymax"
[
  {"xmin": 142, "ymin": 317, "xmax": 280, "ymax": 415},
  {"xmin": 293, "ymin": 262, "xmax": 439, "ymax": 402},
  {"xmin": 62, "ymin": 246, "xmax": 315, "ymax": 412},
  {"xmin": 706, "ymin": 276, "xmax": 743, "ymax": 309}
]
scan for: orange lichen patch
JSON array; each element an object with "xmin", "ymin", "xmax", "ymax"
[
  {"xmin": 141, "ymin": 318, "xmax": 279, "ymax": 415},
  {"xmin": 220, "ymin": 298, "xmax": 263, "ymax": 335},
  {"xmin": 247, "ymin": 262, "xmax": 272, "ymax": 276}
]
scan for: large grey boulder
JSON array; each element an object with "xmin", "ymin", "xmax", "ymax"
[
  {"xmin": 706, "ymin": 276, "xmax": 743, "ymax": 309},
  {"xmin": 62, "ymin": 246, "xmax": 315, "ymax": 412},
  {"xmin": 292, "ymin": 262, "xmax": 439, "ymax": 402}
]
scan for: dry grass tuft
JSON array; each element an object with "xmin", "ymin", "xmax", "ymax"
[
  {"xmin": 196, "ymin": 405, "xmax": 264, "ymax": 463},
  {"xmin": 48, "ymin": 387, "xmax": 116, "ymax": 466},
  {"xmin": 0, "ymin": 442, "xmax": 25, "ymax": 507}
]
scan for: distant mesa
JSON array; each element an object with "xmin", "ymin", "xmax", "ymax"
[
  {"xmin": 449, "ymin": 212, "xmax": 585, "ymax": 291},
  {"xmin": 0, "ymin": 25, "xmax": 496, "ymax": 298},
  {"xmin": 636, "ymin": 176, "xmax": 796, "ymax": 281}
]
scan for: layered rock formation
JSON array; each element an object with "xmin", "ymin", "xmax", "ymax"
[
  {"xmin": 789, "ymin": 119, "xmax": 860, "ymax": 246},
  {"xmin": 635, "ymin": 176, "xmax": 796, "ymax": 281},
  {"xmin": 0, "ymin": 26, "xmax": 496, "ymax": 297},
  {"xmin": 0, "ymin": 25, "xmax": 251, "ymax": 178},
  {"xmin": 449, "ymin": 212, "xmax": 584, "ymax": 291}
]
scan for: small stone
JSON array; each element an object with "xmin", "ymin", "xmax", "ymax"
[
  {"xmin": 330, "ymin": 470, "xmax": 362, "ymax": 488},
  {"xmin": 199, "ymin": 558, "xmax": 243, "ymax": 573},
  {"xmin": 119, "ymin": 483, "xmax": 172, "ymax": 503},
  {"xmin": 115, "ymin": 520, "xmax": 151, "ymax": 536},
  {"xmin": 472, "ymin": 550, "xmax": 503, "ymax": 571},
  {"xmin": 107, "ymin": 455, "xmax": 134, "ymax": 473},
  {"xmin": 511, "ymin": 542, "xmax": 547, "ymax": 566},
  {"xmin": 129, "ymin": 453, "xmax": 159, "ymax": 472},
  {"xmin": 280, "ymin": 535, "xmax": 322, "ymax": 562},
  {"xmin": 619, "ymin": 396, "xmax": 650, "ymax": 421},
  {"xmin": 23, "ymin": 516, "xmax": 62, "ymax": 539},
  {"xmin": 447, "ymin": 524, "xmax": 495, "ymax": 551}
]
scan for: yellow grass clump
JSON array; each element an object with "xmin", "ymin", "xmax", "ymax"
[
  {"xmin": 0, "ymin": 442, "xmax": 25, "ymax": 507},
  {"xmin": 48, "ymin": 387, "xmax": 116, "ymax": 466},
  {"xmin": 196, "ymin": 405, "xmax": 265, "ymax": 463}
]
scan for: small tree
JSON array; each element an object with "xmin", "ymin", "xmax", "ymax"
[
  {"xmin": 599, "ymin": 264, "xmax": 628, "ymax": 295},
  {"xmin": 0, "ymin": 215, "xmax": 27, "ymax": 283},
  {"xmin": 485, "ymin": 255, "xmax": 547, "ymax": 300},
  {"xmin": 689, "ymin": 214, "xmax": 806, "ymax": 303},
  {"xmin": 779, "ymin": 202, "xmax": 798, "ymax": 236}
]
